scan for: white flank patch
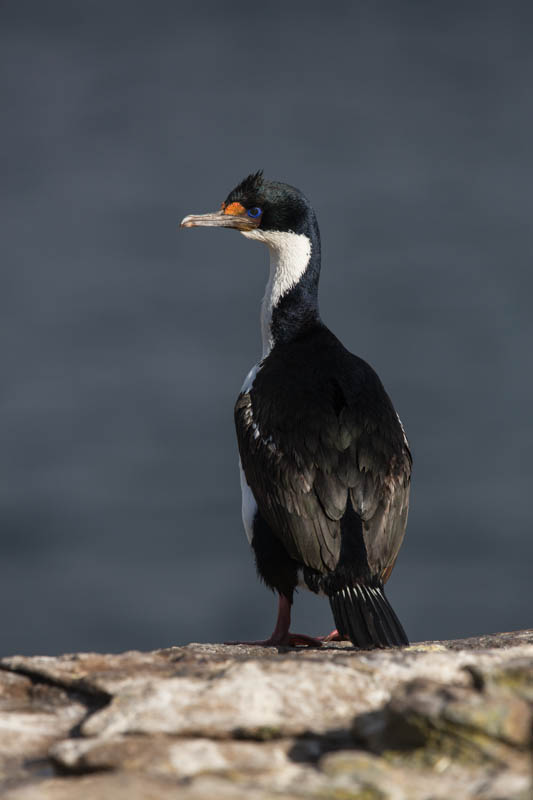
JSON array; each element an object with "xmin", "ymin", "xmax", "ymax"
[
  {"xmin": 242, "ymin": 229, "xmax": 312, "ymax": 357},
  {"xmin": 239, "ymin": 458, "xmax": 257, "ymax": 545}
]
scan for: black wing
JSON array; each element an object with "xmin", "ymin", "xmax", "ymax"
[{"xmin": 235, "ymin": 327, "xmax": 411, "ymax": 580}]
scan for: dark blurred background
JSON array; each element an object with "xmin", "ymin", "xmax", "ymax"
[{"xmin": 1, "ymin": 1, "xmax": 532, "ymax": 656}]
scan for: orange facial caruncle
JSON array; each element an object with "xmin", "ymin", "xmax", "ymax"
[{"xmin": 223, "ymin": 202, "xmax": 246, "ymax": 216}]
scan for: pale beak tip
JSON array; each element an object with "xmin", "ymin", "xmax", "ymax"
[{"xmin": 180, "ymin": 216, "xmax": 194, "ymax": 228}]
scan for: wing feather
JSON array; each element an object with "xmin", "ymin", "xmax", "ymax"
[{"xmin": 235, "ymin": 334, "xmax": 411, "ymax": 578}]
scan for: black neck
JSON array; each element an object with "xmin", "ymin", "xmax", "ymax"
[{"xmin": 270, "ymin": 213, "xmax": 322, "ymax": 350}]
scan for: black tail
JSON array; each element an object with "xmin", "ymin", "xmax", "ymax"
[{"xmin": 329, "ymin": 583, "xmax": 409, "ymax": 648}]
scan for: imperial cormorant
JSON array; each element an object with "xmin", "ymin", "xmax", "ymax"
[{"xmin": 181, "ymin": 171, "xmax": 411, "ymax": 648}]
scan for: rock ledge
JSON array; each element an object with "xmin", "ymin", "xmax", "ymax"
[{"xmin": 1, "ymin": 630, "xmax": 532, "ymax": 799}]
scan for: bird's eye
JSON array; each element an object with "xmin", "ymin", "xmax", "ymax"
[{"xmin": 247, "ymin": 207, "xmax": 262, "ymax": 218}]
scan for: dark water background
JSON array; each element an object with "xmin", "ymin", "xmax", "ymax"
[{"xmin": 1, "ymin": 1, "xmax": 532, "ymax": 655}]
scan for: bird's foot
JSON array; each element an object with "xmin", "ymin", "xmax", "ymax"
[
  {"xmin": 320, "ymin": 628, "xmax": 350, "ymax": 642},
  {"xmin": 225, "ymin": 632, "xmax": 323, "ymax": 648}
]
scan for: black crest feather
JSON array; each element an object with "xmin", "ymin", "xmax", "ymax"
[{"xmin": 230, "ymin": 170, "xmax": 264, "ymax": 199}]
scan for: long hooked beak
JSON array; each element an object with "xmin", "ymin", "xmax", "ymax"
[{"xmin": 180, "ymin": 210, "xmax": 258, "ymax": 231}]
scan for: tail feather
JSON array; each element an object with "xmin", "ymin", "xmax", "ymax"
[
  {"xmin": 361, "ymin": 584, "xmax": 390, "ymax": 644},
  {"xmin": 329, "ymin": 583, "xmax": 409, "ymax": 648}
]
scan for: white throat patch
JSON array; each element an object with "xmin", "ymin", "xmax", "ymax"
[{"xmin": 242, "ymin": 229, "xmax": 312, "ymax": 358}]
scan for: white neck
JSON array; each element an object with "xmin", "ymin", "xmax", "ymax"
[{"xmin": 242, "ymin": 229, "xmax": 312, "ymax": 358}]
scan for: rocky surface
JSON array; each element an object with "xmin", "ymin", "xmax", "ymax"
[{"xmin": 0, "ymin": 631, "xmax": 532, "ymax": 799}]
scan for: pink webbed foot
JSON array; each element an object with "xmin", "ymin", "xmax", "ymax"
[
  {"xmin": 225, "ymin": 594, "xmax": 323, "ymax": 648},
  {"xmin": 225, "ymin": 632, "xmax": 322, "ymax": 648},
  {"xmin": 320, "ymin": 628, "xmax": 350, "ymax": 642}
]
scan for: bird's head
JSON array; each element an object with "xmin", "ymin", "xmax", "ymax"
[
  {"xmin": 182, "ymin": 172, "xmax": 322, "ymax": 352},
  {"xmin": 180, "ymin": 171, "xmax": 319, "ymax": 246}
]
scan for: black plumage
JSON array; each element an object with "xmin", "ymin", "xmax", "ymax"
[
  {"xmin": 235, "ymin": 326, "xmax": 410, "ymax": 647},
  {"xmin": 181, "ymin": 173, "xmax": 411, "ymax": 649}
]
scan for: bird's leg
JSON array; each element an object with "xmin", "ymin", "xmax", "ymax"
[
  {"xmin": 268, "ymin": 594, "xmax": 323, "ymax": 646},
  {"xmin": 226, "ymin": 593, "xmax": 322, "ymax": 647}
]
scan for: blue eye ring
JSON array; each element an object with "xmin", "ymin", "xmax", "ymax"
[{"xmin": 247, "ymin": 206, "xmax": 262, "ymax": 218}]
